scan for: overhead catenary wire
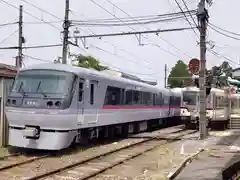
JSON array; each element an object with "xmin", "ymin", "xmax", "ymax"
[
  {"xmin": 208, "ymin": 22, "xmax": 240, "ymax": 37},
  {"xmin": 91, "ymin": 0, "xmax": 192, "ymax": 59},
  {"xmin": 71, "ymin": 14, "xmax": 196, "ymax": 27},
  {"xmin": 0, "ymin": 22, "xmax": 18, "ymax": 28},
  {"xmin": 208, "ymin": 24, "xmax": 240, "ymax": 41},
  {"xmin": 90, "ymin": 45, "xmax": 162, "ymax": 74},
  {"xmin": 0, "ymin": 28, "xmax": 19, "ymax": 45},
  {"xmin": 0, "ymin": 0, "xmax": 61, "ymax": 31},
  {"xmin": 71, "ymin": 10, "xmax": 197, "ymax": 24},
  {"xmin": 21, "ymin": 0, "xmax": 63, "ymax": 20},
  {"xmin": 0, "ymin": 44, "xmax": 62, "ymax": 50},
  {"xmin": 23, "ymin": 54, "xmax": 51, "ymax": 62},
  {"xmin": 20, "ymin": 1, "xmax": 163, "ymax": 72},
  {"xmin": 105, "ymin": 0, "xmax": 192, "ymax": 58},
  {"xmin": 173, "ymin": 0, "xmax": 199, "ymax": 39}
]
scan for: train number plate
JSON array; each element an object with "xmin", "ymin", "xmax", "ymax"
[{"xmin": 23, "ymin": 127, "xmax": 38, "ymax": 138}]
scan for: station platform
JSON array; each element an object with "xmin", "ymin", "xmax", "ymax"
[{"xmin": 174, "ymin": 130, "xmax": 240, "ymax": 180}]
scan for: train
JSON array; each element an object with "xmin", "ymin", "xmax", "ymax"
[
  {"xmin": 180, "ymin": 86, "xmax": 239, "ymax": 129},
  {"xmin": 5, "ymin": 63, "xmax": 182, "ymax": 150}
]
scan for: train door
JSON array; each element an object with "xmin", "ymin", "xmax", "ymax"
[
  {"xmin": 77, "ymin": 78, "xmax": 85, "ymax": 126},
  {"xmin": 87, "ymin": 80, "xmax": 99, "ymax": 125}
]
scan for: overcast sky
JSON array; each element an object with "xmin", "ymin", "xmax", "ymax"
[{"xmin": 0, "ymin": 0, "xmax": 239, "ymax": 87}]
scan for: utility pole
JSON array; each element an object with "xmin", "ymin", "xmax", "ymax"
[
  {"xmin": 62, "ymin": 0, "xmax": 70, "ymax": 64},
  {"xmin": 197, "ymin": 0, "xmax": 209, "ymax": 139},
  {"xmin": 164, "ymin": 64, "xmax": 167, "ymax": 88},
  {"xmin": 16, "ymin": 5, "xmax": 23, "ymax": 70}
]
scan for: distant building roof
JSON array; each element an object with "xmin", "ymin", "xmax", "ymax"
[
  {"xmin": 0, "ymin": 63, "xmax": 17, "ymax": 78},
  {"xmin": 232, "ymin": 67, "xmax": 240, "ymax": 72}
]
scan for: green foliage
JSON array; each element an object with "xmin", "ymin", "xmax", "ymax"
[
  {"xmin": 73, "ymin": 54, "xmax": 108, "ymax": 71},
  {"xmin": 167, "ymin": 60, "xmax": 191, "ymax": 88},
  {"xmin": 211, "ymin": 61, "xmax": 232, "ymax": 87}
]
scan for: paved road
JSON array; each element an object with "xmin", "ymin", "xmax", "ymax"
[{"xmin": 174, "ymin": 130, "xmax": 240, "ymax": 180}]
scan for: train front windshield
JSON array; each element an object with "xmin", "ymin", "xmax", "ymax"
[
  {"xmin": 182, "ymin": 91, "xmax": 197, "ymax": 105},
  {"xmin": 11, "ymin": 70, "xmax": 75, "ymax": 96}
]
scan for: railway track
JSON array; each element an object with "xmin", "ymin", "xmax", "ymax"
[{"xmin": 0, "ymin": 125, "xmax": 192, "ymax": 180}]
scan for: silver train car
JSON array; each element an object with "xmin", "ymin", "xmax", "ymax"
[
  {"xmin": 6, "ymin": 63, "xmax": 181, "ymax": 150},
  {"xmin": 180, "ymin": 86, "xmax": 235, "ymax": 129}
]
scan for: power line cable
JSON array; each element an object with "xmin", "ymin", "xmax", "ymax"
[
  {"xmin": 91, "ymin": 44, "xmax": 162, "ymax": 73},
  {"xmin": 173, "ymin": 0, "xmax": 199, "ymax": 39},
  {"xmin": 0, "ymin": 44, "xmax": 62, "ymax": 50},
  {"xmin": 92, "ymin": 0, "xmax": 192, "ymax": 59},
  {"xmin": 181, "ymin": 0, "xmax": 199, "ymax": 28},
  {"xmin": 71, "ymin": 10, "xmax": 197, "ymax": 24},
  {"xmin": 208, "ymin": 22, "xmax": 240, "ymax": 37},
  {"xmin": 23, "ymin": 54, "xmax": 51, "ymax": 62},
  {"xmin": 69, "ymin": 11, "xmax": 172, "ymax": 67},
  {"xmin": 0, "ymin": 0, "xmax": 61, "ymax": 31},
  {"xmin": 0, "ymin": 22, "xmax": 18, "ymax": 28},
  {"xmin": 23, "ymin": 20, "xmax": 63, "ymax": 24},
  {"xmin": 21, "ymin": 0, "xmax": 63, "ymax": 20},
  {"xmin": 207, "ymin": 48, "xmax": 238, "ymax": 65},
  {"xmin": 105, "ymin": 0, "xmax": 192, "ymax": 58},
  {"xmin": 0, "ymin": 28, "xmax": 19, "ymax": 45},
  {"xmin": 71, "ymin": 14, "xmax": 195, "ymax": 27},
  {"xmin": 90, "ymin": 45, "xmax": 161, "ymax": 76},
  {"xmin": 208, "ymin": 24, "xmax": 240, "ymax": 41}
]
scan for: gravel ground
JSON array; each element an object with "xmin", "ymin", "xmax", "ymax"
[
  {"xmin": 91, "ymin": 130, "xmax": 230, "ymax": 180},
  {"xmin": 0, "ymin": 126, "xmax": 185, "ymax": 179},
  {"xmin": 0, "ymin": 148, "xmax": 10, "ymax": 157}
]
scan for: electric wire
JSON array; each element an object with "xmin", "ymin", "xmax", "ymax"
[
  {"xmin": 0, "ymin": 44, "xmax": 62, "ymax": 50},
  {"xmin": 92, "ymin": 0, "xmax": 191, "ymax": 59},
  {"xmin": 173, "ymin": 0, "xmax": 199, "ymax": 39},
  {"xmin": 21, "ymin": 0, "xmax": 63, "ymax": 20},
  {"xmin": 0, "ymin": 28, "xmax": 19, "ymax": 45},
  {"xmin": 0, "ymin": 0, "xmax": 61, "ymax": 31},
  {"xmin": 208, "ymin": 24, "xmax": 240, "ymax": 41},
  {"xmin": 91, "ymin": 45, "xmax": 161, "ymax": 75},
  {"xmin": 71, "ymin": 10, "xmax": 197, "ymax": 24},
  {"xmin": 21, "ymin": 1, "xmax": 163, "ymax": 71},
  {"xmin": 208, "ymin": 22, "xmax": 240, "ymax": 37},
  {"xmin": 71, "ymin": 14, "xmax": 195, "ymax": 27}
]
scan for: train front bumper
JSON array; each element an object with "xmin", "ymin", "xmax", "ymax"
[{"xmin": 8, "ymin": 127, "xmax": 76, "ymax": 150}]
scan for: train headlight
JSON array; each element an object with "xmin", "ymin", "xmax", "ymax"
[
  {"xmin": 55, "ymin": 101, "xmax": 62, "ymax": 108},
  {"xmin": 181, "ymin": 108, "xmax": 190, "ymax": 116},
  {"xmin": 206, "ymin": 110, "xmax": 213, "ymax": 119}
]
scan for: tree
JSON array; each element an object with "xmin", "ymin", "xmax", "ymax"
[
  {"xmin": 167, "ymin": 60, "xmax": 191, "ymax": 88},
  {"xmin": 211, "ymin": 61, "xmax": 232, "ymax": 87},
  {"xmin": 72, "ymin": 54, "xmax": 108, "ymax": 71}
]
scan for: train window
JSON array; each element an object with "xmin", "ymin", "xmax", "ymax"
[
  {"xmin": 90, "ymin": 83, "xmax": 94, "ymax": 105},
  {"xmin": 133, "ymin": 91, "xmax": 141, "ymax": 105},
  {"xmin": 78, "ymin": 80, "xmax": 84, "ymax": 102},
  {"xmin": 125, "ymin": 90, "xmax": 133, "ymax": 105},
  {"xmin": 104, "ymin": 86, "xmax": 121, "ymax": 105},
  {"xmin": 155, "ymin": 93, "xmax": 162, "ymax": 106},
  {"xmin": 153, "ymin": 94, "xmax": 156, "ymax": 105},
  {"xmin": 163, "ymin": 95, "xmax": 169, "ymax": 106},
  {"xmin": 142, "ymin": 92, "xmax": 153, "ymax": 105}
]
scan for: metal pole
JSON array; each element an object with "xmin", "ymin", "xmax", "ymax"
[
  {"xmin": 198, "ymin": 0, "xmax": 208, "ymax": 139},
  {"xmin": 62, "ymin": 0, "xmax": 70, "ymax": 64},
  {"xmin": 164, "ymin": 64, "xmax": 167, "ymax": 88},
  {"xmin": 16, "ymin": 5, "xmax": 23, "ymax": 70}
]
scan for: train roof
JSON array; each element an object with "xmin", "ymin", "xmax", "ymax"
[
  {"xmin": 182, "ymin": 86, "xmax": 225, "ymax": 93},
  {"xmin": 169, "ymin": 88, "xmax": 183, "ymax": 96},
  {"xmin": 21, "ymin": 63, "xmax": 169, "ymax": 93}
]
